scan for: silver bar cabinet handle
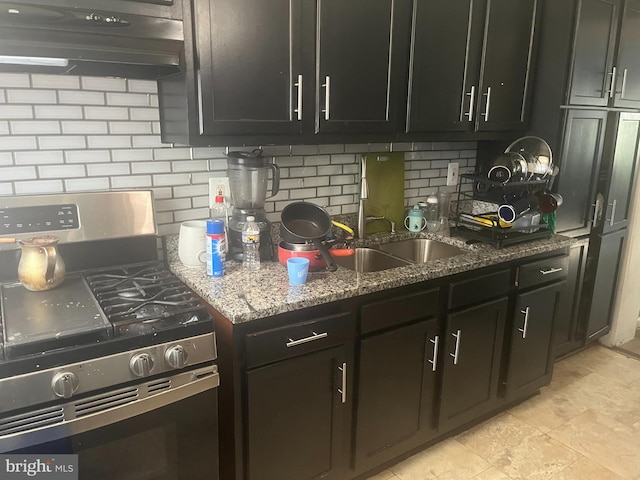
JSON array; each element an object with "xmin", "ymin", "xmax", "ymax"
[
  {"xmin": 294, "ymin": 74, "xmax": 303, "ymax": 121},
  {"xmin": 540, "ymin": 267, "xmax": 563, "ymax": 275},
  {"xmin": 607, "ymin": 199, "xmax": 617, "ymax": 226},
  {"xmin": 464, "ymin": 85, "xmax": 476, "ymax": 121},
  {"xmin": 481, "ymin": 86, "xmax": 491, "ymax": 121},
  {"xmin": 590, "ymin": 202, "xmax": 598, "ymax": 227},
  {"xmin": 337, "ymin": 362, "xmax": 347, "ymax": 403},
  {"xmin": 322, "ymin": 75, "xmax": 331, "ymax": 120},
  {"xmin": 450, "ymin": 330, "xmax": 461, "ymax": 365},
  {"xmin": 519, "ymin": 307, "xmax": 530, "ymax": 339},
  {"xmin": 428, "ymin": 335, "xmax": 439, "ymax": 372},
  {"xmin": 286, "ymin": 331, "xmax": 328, "ymax": 348},
  {"xmin": 606, "ymin": 67, "xmax": 617, "ymax": 98},
  {"xmin": 621, "ymin": 68, "xmax": 628, "ymax": 98}
]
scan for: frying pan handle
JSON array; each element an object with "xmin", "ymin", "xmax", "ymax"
[
  {"xmin": 267, "ymin": 163, "xmax": 280, "ymax": 199},
  {"xmin": 313, "ymin": 238, "xmax": 337, "ymax": 272}
]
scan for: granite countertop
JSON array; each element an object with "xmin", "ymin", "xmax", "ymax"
[{"xmin": 166, "ymin": 230, "xmax": 574, "ymax": 324}]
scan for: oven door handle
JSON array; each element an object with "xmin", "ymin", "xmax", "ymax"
[{"xmin": 0, "ymin": 367, "xmax": 219, "ymax": 453}]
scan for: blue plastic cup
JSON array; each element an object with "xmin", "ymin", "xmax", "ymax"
[{"xmin": 287, "ymin": 257, "xmax": 310, "ymax": 285}]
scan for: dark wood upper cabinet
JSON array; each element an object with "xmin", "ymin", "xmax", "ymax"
[
  {"xmin": 406, "ymin": 0, "xmax": 537, "ymax": 134},
  {"xmin": 615, "ymin": 0, "xmax": 640, "ymax": 107}
]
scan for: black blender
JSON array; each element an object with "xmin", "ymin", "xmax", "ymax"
[{"xmin": 226, "ymin": 149, "xmax": 280, "ymax": 261}]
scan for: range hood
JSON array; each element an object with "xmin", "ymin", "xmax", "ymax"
[{"xmin": 0, "ymin": 1, "xmax": 184, "ymax": 79}]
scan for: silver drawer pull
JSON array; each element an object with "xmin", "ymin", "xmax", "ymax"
[
  {"xmin": 294, "ymin": 74, "xmax": 303, "ymax": 121},
  {"xmin": 428, "ymin": 335, "xmax": 439, "ymax": 372},
  {"xmin": 463, "ymin": 85, "xmax": 476, "ymax": 121},
  {"xmin": 481, "ymin": 86, "xmax": 491, "ymax": 121},
  {"xmin": 337, "ymin": 362, "xmax": 347, "ymax": 403},
  {"xmin": 519, "ymin": 307, "xmax": 530, "ymax": 339},
  {"xmin": 286, "ymin": 331, "xmax": 328, "ymax": 348},
  {"xmin": 539, "ymin": 267, "xmax": 563, "ymax": 275},
  {"xmin": 450, "ymin": 330, "xmax": 461, "ymax": 365},
  {"xmin": 322, "ymin": 75, "xmax": 331, "ymax": 120}
]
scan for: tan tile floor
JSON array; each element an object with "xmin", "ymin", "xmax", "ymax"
[{"xmin": 367, "ymin": 345, "xmax": 640, "ymax": 480}]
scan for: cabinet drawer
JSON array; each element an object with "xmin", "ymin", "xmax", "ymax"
[
  {"xmin": 245, "ymin": 312, "xmax": 354, "ymax": 369},
  {"xmin": 360, "ymin": 288, "xmax": 440, "ymax": 335},
  {"xmin": 518, "ymin": 255, "xmax": 569, "ymax": 289},
  {"xmin": 448, "ymin": 269, "xmax": 511, "ymax": 310}
]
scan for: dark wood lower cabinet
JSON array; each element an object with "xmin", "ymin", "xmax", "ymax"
[
  {"xmin": 439, "ymin": 297, "xmax": 508, "ymax": 432},
  {"xmin": 245, "ymin": 345, "xmax": 351, "ymax": 480},
  {"xmin": 353, "ymin": 318, "xmax": 439, "ymax": 476}
]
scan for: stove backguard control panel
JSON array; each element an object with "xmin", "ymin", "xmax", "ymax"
[{"xmin": 0, "ymin": 204, "xmax": 79, "ymax": 235}]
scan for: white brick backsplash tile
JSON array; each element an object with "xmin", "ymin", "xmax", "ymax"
[
  {"xmin": 413, "ymin": 142, "xmax": 434, "ymax": 151},
  {"xmin": 289, "ymin": 166, "xmax": 317, "ymax": 177},
  {"xmin": 316, "ymin": 186, "xmax": 342, "ymax": 197},
  {"xmin": 174, "ymin": 208, "xmax": 209, "ymax": 222},
  {"xmin": 208, "ymin": 158, "xmax": 228, "ymax": 171},
  {"xmin": 11, "ymin": 121, "xmax": 60, "ymax": 135},
  {"xmin": 404, "ymin": 170, "xmax": 420, "ymax": 180},
  {"xmin": 0, "ymin": 73, "xmax": 30, "ymax": 88},
  {"xmin": 155, "ymin": 211, "xmax": 174, "ymax": 225},
  {"xmin": 0, "ymin": 152, "xmax": 12, "ymax": 165},
  {"xmin": 303, "ymin": 155, "xmax": 330, "ymax": 166},
  {"xmin": 111, "ymin": 175, "xmax": 152, "ymax": 188},
  {"xmin": 409, "ymin": 179, "xmax": 431, "ymax": 188},
  {"xmin": 344, "ymin": 144, "xmax": 368, "ymax": 153},
  {"xmin": 154, "ymin": 147, "xmax": 192, "ymax": 160},
  {"xmin": 269, "ymin": 190, "xmax": 289, "ymax": 202},
  {"xmin": 439, "ymin": 151, "xmax": 461, "ymax": 160},
  {"xmin": 331, "ymin": 154, "xmax": 356, "ymax": 164},
  {"xmin": 35, "ymin": 105, "xmax": 83, "ymax": 119},
  {"xmin": 343, "ymin": 164, "xmax": 359, "ymax": 174},
  {"xmin": 65, "ymin": 177, "xmax": 110, "ymax": 192},
  {"xmin": 330, "ymin": 175, "xmax": 356, "ymax": 185},
  {"xmin": 155, "ymin": 197, "xmax": 193, "ymax": 212},
  {"xmin": 342, "ymin": 204, "xmax": 358, "ymax": 214},
  {"xmin": 460, "ymin": 149, "xmax": 476, "ymax": 158},
  {"xmin": 0, "ymin": 121, "xmax": 7, "ymax": 134},
  {"xmin": 430, "ymin": 177, "xmax": 447, "ymax": 187},
  {"xmin": 279, "ymin": 178, "xmax": 304, "ymax": 190},
  {"xmin": 38, "ymin": 164, "xmax": 86, "ymax": 178},
  {"xmin": 109, "ymin": 121, "xmax": 152, "ymax": 134},
  {"xmin": 420, "ymin": 170, "xmax": 440, "ymax": 179},
  {"xmin": 151, "ymin": 187, "xmax": 173, "ymax": 200},
  {"xmin": 15, "ymin": 179, "xmax": 63, "ymax": 194},
  {"xmin": 0, "ymin": 90, "xmax": 4, "ymax": 103},
  {"xmin": 7, "ymin": 89, "xmax": 57, "ymax": 104},
  {"xmin": 190, "ymin": 172, "xmax": 216, "ymax": 184},
  {"xmin": 318, "ymin": 144, "xmax": 344, "ymax": 154},
  {"xmin": 86, "ymin": 163, "xmax": 130, "ymax": 176},
  {"xmin": 153, "ymin": 173, "xmax": 192, "ymax": 186},
  {"xmin": 132, "ymin": 135, "xmax": 165, "ymax": 148},
  {"xmin": 0, "ymin": 183, "xmax": 13, "ymax": 194},
  {"xmin": 192, "ymin": 196, "xmax": 210, "ymax": 208},
  {"xmin": 171, "ymin": 160, "xmax": 208, "ymax": 172},
  {"xmin": 62, "ymin": 121, "xmax": 108, "ymax": 134},
  {"xmin": 65, "ymin": 150, "xmax": 111, "ymax": 164},
  {"xmin": 4, "ymin": 166, "xmax": 36, "ymax": 180},
  {"xmin": 405, "ymin": 152, "xmax": 422, "ymax": 161},
  {"xmin": 192, "ymin": 147, "xmax": 227, "ymax": 159},
  {"xmin": 290, "ymin": 188, "xmax": 317, "ymax": 199},
  {"xmin": 85, "ymin": 106, "xmax": 129, "ymax": 120},
  {"xmin": 431, "ymin": 159, "xmax": 451, "ymax": 169},
  {"xmin": 132, "ymin": 161, "xmax": 171, "ymax": 174},
  {"xmin": 291, "ymin": 145, "xmax": 319, "ymax": 156},
  {"xmin": 173, "ymin": 184, "xmax": 209, "ymax": 198},
  {"xmin": 130, "ymin": 107, "xmax": 159, "ymax": 121},
  {"xmin": 111, "ymin": 148, "xmax": 152, "ymax": 162},
  {"xmin": 0, "ymin": 136, "xmax": 37, "ymax": 150},
  {"xmin": 87, "ymin": 135, "xmax": 132, "ymax": 149},
  {"xmin": 0, "ymin": 105, "xmax": 33, "ymax": 119},
  {"xmin": 329, "ymin": 194, "xmax": 355, "ymax": 206},
  {"xmin": 127, "ymin": 79, "xmax": 158, "ymax": 94},
  {"xmin": 317, "ymin": 165, "xmax": 342, "ymax": 176},
  {"xmin": 15, "ymin": 150, "xmax": 63, "ymax": 165},
  {"xmin": 58, "ymin": 90, "xmax": 105, "ymax": 105},
  {"xmin": 274, "ymin": 156, "xmax": 304, "ymax": 167},
  {"xmin": 342, "ymin": 184, "xmax": 358, "ymax": 195},
  {"xmin": 106, "ymin": 92, "xmax": 151, "ymax": 107},
  {"xmin": 303, "ymin": 176, "xmax": 329, "ymax": 187},
  {"xmin": 38, "ymin": 136, "xmax": 87, "ymax": 150},
  {"xmin": 260, "ymin": 145, "xmax": 291, "ymax": 156},
  {"xmin": 31, "ymin": 75, "xmax": 79, "ymax": 89},
  {"xmin": 422, "ymin": 151, "xmax": 442, "ymax": 160},
  {"xmin": 157, "ymin": 223, "xmax": 179, "ymax": 236},
  {"xmin": 409, "ymin": 160, "xmax": 431, "ymax": 170},
  {"xmin": 81, "ymin": 77, "xmax": 127, "ymax": 92}
]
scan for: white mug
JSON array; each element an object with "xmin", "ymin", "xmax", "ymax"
[{"xmin": 178, "ymin": 220, "xmax": 207, "ymax": 267}]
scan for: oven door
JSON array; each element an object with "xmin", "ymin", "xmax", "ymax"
[{"xmin": 2, "ymin": 367, "xmax": 219, "ymax": 480}]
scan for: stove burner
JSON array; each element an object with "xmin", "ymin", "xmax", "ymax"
[{"xmin": 135, "ymin": 304, "xmax": 168, "ymax": 319}]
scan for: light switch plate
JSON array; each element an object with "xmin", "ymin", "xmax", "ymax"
[
  {"xmin": 446, "ymin": 162, "xmax": 459, "ymax": 186},
  {"xmin": 209, "ymin": 177, "xmax": 231, "ymax": 209}
]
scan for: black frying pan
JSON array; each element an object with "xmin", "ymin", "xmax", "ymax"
[{"xmin": 280, "ymin": 202, "xmax": 337, "ymax": 272}]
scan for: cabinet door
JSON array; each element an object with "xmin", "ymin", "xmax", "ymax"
[
  {"xmin": 555, "ymin": 110, "xmax": 607, "ymax": 236},
  {"xmin": 194, "ymin": 0, "xmax": 310, "ymax": 136},
  {"xmin": 354, "ymin": 318, "xmax": 439, "ymax": 475},
  {"xmin": 475, "ymin": 0, "xmax": 537, "ymax": 131},
  {"xmin": 406, "ymin": 0, "xmax": 484, "ymax": 133},
  {"xmin": 554, "ymin": 239, "xmax": 589, "ymax": 358},
  {"xmin": 568, "ymin": 0, "xmax": 621, "ymax": 107},
  {"xmin": 505, "ymin": 282, "xmax": 565, "ymax": 399},
  {"xmin": 613, "ymin": 0, "xmax": 640, "ymax": 108},
  {"xmin": 586, "ymin": 228, "xmax": 627, "ymax": 339},
  {"xmin": 245, "ymin": 345, "xmax": 350, "ymax": 480},
  {"xmin": 316, "ymin": 0, "xmax": 410, "ymax": 134},
  {"xmin": 602, "ymin": 112, "xmax": 640, "ymax": 233},
  {"xmin": 439, "ymin": 297, "xmax": 507, "ymax": 433}
]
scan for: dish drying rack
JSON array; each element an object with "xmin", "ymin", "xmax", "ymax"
[{"xmin": 454, "ymin": 173, "xmax": 554, "ymax": 248}]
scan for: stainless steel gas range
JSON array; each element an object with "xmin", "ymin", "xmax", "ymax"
[{"xmin": 0, "ymin": 191, "xmax": 219, "ymax": 480}]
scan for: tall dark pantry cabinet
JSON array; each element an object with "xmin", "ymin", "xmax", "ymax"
[{"xmin": 528, "ymin": 0, "xmax": 640, "ymax": 357}]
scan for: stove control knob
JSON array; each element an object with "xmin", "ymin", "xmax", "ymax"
[
  {"xmin": 52, "ymin": 372, "xmax": 80, "ymax": 399},
  {"xmin": 165, "ymin": 345, "xmax": 188, "ymax": 369},
  {"xmin": 130, "ymin": 353, "xmax": 154, "ymax": 377}
]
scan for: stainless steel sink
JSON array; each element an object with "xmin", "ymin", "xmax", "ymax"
[
  {"xmin": 379, "ymin": 239, "xmax": 465, "ymax": 263},
  {"xmin": 332, "ymin": 248, "xmax": 411, "ymax": 272}
]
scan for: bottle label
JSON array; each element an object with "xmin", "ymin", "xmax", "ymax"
[
  {"xmin": 242, "ymin": 232, "xmax": 260, "ymax": 244},
  {"xmin": 206, "ymin": 234, "xmax": 226, "ymax": 277}
]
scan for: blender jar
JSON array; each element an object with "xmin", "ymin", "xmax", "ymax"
[{"xmin": 226, "ymin": 149, "xmax": 280, "ymax": 210}]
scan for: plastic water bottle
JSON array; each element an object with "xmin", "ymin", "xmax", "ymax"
[
  {"xmin": 242, "ymin": 216, "xmax": 261, "ymax": 271},
  {"xmin": 426, "ymin": 194, "xmax": 440, "ymax": 232},
  {"xmin": 211, "ymin": 189, "xmax": 227, "ymax": 227},
  {"xmin": 206, "ymin": 220, "xmax": 226, "ymax": 277}
]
